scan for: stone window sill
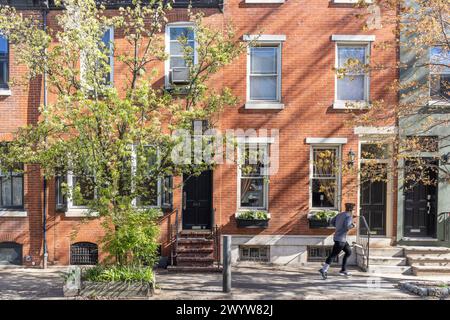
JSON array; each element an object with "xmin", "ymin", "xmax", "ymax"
[
  {"xmin": 0, "ymin": 210, "xmax": 27, "ymax": 217},
  {"xmin": 333, "ymin": 100, "xmax": 369, "ymax": 110},
  {"xmin": 0, "ymin": 89, "xmax": 12, "ymax": 96},
  {"xmin": 245, "ymin": 102, "xmax": 284, "ymax": 110},
  {"xmin": 65, "ymin": 209, "xmax": 99, "ymax": 218}
]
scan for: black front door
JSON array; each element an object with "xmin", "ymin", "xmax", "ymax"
[
  {"xmin": 360, "ymin": 164, "xmax": 387, "ymax": 236},
  {"xmin": 182, "ymin": 170, "xmax": 212, "ymax": 230},
  {"xmin": 404, "ymin": 159, "xmax": 438, "ymax": 238}
]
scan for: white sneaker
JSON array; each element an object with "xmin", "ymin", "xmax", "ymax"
[{"xmin": 339, "ymin": 270, "xmax": 351, "ymax": 276}]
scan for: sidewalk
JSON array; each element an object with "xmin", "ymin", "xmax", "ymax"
[{"xmin": 1, "ymin": 264, "xmax": 449, "ymax": 300}]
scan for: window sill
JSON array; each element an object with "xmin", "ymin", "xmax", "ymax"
[
  {"xmin": 0, "ymin": 210, "xmax": 27, "ymax": 217},
  {"xmin": 0, "ymin": 89, "xmax": 12, "ymax": 96},
  {"xmin": 333, "ymin": 100, "xmax": 369, "ymax": 110},
  {"xmin": 332, "ymin": 0, "xmax": 373, "ymax": 4},
  {"xmin": 428, "ymin": 100, "xmax": 450, "ymax": 107},
  {"xmin": 245, "ymin": 0, "xmax": 285, "ymax": 4},
  {"xmin": 65, "ymin": 209, "xmax": 99, "ymax": 218},
  {"xmin": 245, "ymin": 102, "xmax": 284, "ymax": 110}
]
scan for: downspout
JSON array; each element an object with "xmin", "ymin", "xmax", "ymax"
[{"xmin": 42, "ymin": 0, "xmax": 49, "ymax": 269}]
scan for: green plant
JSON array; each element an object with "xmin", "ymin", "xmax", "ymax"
[
  {"xmin": 83, "ymin": 265, "xmax": 154, "ymax": 283},
  {"xmin": 310, "ymin": 210, "xmax": 337, "ymax": 221},
  {"xmin": 236, "ymin": 210, "xmax": 269, "ymax": 220}
]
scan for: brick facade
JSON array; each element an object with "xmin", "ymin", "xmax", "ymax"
[{"xmin": 0, "ymin": 1, "xmax": 398, "ymax": 266}]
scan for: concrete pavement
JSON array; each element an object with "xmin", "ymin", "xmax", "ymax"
[{"xmin": 1, "ymin": 264, "xmax": 449, "ymax": 300}]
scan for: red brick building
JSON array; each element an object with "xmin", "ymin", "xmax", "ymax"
[{"xmin": 0, "ymin": 0, "xmax": 398, "ymax": 268}]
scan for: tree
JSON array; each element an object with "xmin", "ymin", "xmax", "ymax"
[{"xmin": 0, "ymin": 0, "xmax": 244, "ymax": 266}]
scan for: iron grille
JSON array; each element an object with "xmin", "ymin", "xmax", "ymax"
[
  {"xmin": 239, "ymin": 246, "xmax": 269, "ymax": 262},
  {"xmin": 307, "ymin": 246, "xmax": 338, "ymax": 263},
  {"xmin": 70, "ymin": 242, "xmax": 98, "ymax": 265}
]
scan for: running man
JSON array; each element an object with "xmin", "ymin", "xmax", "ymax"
[{"xmin": 319, "ymin": 203, "xmax": 356, "ymax": 279}]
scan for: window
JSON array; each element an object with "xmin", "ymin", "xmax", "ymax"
[
  {"xmin": 335, "ymin": 43, "xmax": 370, "ymax": 108},
  {"xmin": 56, "ymin": 172, "xmax": 96, "ymax": 212},
  {"xmin": 0, "ymin": 242, "xmax": 22, "ymax": 265},
  {"xmin": 166, "ymin": 23, "xmax": 196, "ymax": 86},
  {"xmin": 0, "ymin": 35, "xmax": 8, "ymax": 89},
  {"xmin": 70, "ymin": 242, "xmax": 98, "ymax": 265},
  {"xmin": 238, "ymin": 143, "xmax": 269, "ymax": 210},
  {"xmin": 430, "ymin": 46, "xmax": 450, "ymax": 101},
  {"xmin": 246, "ymin": 43, "xmax": 282, "ymax": 108},
  {"xmin": 0, "ymin": 164, "xmax": 24, "ymax": 209},
  {"xmin": 310, "ymin": 146, "xmax": 340, "ymax": 209},
  {"xmin": 307, "ymin": 246, "xmax": 338, "ymax": 263},
  {"xmin": 239, "ymin": 245, "xmax": 269, "ymax": 262},
  {"xmin": 101, "ymin": 27, "xmax": 114, "ymax": 86},
  {"xmin": 133, "ymin": 146, "xmax": 173, "ymax": 209}
]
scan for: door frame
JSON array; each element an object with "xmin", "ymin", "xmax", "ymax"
[
  {"xmin": 357, "ymin": 139, "xmax": 394, "ymax": 237},
  {"xmin": 402, "ymin": 158, "xmax": 439, "ymax": 239},
  {"xmin": 181, "ymin": 170, "xmax": 214, "ymax": 230}
]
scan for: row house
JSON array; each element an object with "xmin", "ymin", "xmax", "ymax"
[{"xmin": 0, "ymin": 0, "xmax": 448, "ymax": 275}]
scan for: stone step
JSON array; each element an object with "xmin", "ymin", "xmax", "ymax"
[
  {"xmin": 412, "ymin": 266, "xmax": 450, "ymax": 276},
  {"xmin": 178, "ymin": 238, "xmax": 214, "ymax": 245},
  {"xmin": 367, "ymin": 265, "xmax": 413, "ymax": 275},
  {"xmin": 369, "ymin": 247, "xmax": 405, "ymax": 257},
  {"xmin": 167, "ymin": 265, "xmax": 222, "ymax": 273},
  {"xmin": 404, "ymin": 247, "xmax": 450, "ymax": 255},
  {"xmin": 176, "ymin": 247, "xmax": 214, "ymax": 254},
  {"xmin": 408, "ymin": 257, "xmax": 450, "ymax": 266},
  {"xmin": 368, "ymin": 256, "xmax": 408, "ymax": 266},
  {"xmin": 180, "ymin": 231, "xmax": 212, "ymax": 239}
]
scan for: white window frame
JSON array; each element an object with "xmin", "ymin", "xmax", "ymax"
[
  {"xmin": 80, "ymin": 26, "xmax": 114, "ymax": 88},
  {"xmin": 429, "ymin": 46, "xmax": 450, "ymax": 105},
  {"xmin": 245, "ymin": 37, "xmax": 284, "ymax": 109},
  {"xmin": 65, "ymin": 172, "xmax": 98, "ymax": 217},
  {"xmin": 131, "ymin": 145, "xmax": 163, "ymax": 209},
  {"xmin": 309, "ymin": 145, "xmax": 342, "ymax": 210},
  {"xmin": 164, "ymin": 22, "xmax": 197, "ymax": 89},
  {"xmin": 237, "ymin": 142, "xmax": 270, "ymax": 211},
  {"xmin": 333, "ymin": 40, "xmax": 372, "ymax": 109}
]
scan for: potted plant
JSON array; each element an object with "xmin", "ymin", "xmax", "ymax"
[
  {"xmin": 307, "ymin": 210, "xmax": 338, "ymax": 229},
  {"xmin": 236, "ymin": 210, "xmax": 270, "ymax": 229}
]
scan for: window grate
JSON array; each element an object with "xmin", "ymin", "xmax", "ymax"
[
  {"xmin": 239, "ymin": 245, "xmax": 269, "ymax": 262},
  {"xmin": 307, "ymin": 246, "xmax": 338, "ymax": 262},
  {"xmin": 70, "ymin": 242, "xmax": 98, "ymax": 265}
]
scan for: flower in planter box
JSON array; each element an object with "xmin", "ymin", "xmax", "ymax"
[
  {"xmin": 236, "ymin": 210, "xmax": 269, "ymax": 220},
  {"xmin": 308, "ymin": 210, "xmax": 338, "ymax": 221}
]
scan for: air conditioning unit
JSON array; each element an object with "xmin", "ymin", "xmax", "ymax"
[{"xmin": 171, "ymin": 67, "xmax": 190, "ymax": 84}]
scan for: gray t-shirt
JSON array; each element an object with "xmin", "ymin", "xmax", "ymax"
[{"xmin": 330, "ymin": 211, "xmax": 355, "ymax": 242}]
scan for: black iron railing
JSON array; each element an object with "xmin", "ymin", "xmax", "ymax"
[
  {"xmin": 170, "ymin": 208, "xmax": 180, "ymax": 266},
  {"xmin": 355, "ymin": 215, "xmax": 371, "ymax": 271},
  {"xmin": 210, "ymin": 224, "xmax": 221, "ymax": 269}
]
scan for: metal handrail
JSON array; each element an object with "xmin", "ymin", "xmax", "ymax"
[{"xmin": 356, "ymin": 215, "xmax": 371, "ymax": 271}]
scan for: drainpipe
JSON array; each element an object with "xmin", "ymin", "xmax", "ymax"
[{"xmin": 42, "ymin": 0, "xmax": 49, "ymax": 269}]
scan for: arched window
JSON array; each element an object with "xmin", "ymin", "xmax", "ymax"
[
  {"xmin": 70, "ymin": 242, "xmax": 98, "ymax": 265},
  {"xmin": 0, "ymin": 242, "xmax": 22, "ymax": 265}
]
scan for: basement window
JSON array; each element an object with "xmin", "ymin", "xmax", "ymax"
[
  {"xmin": 307, "ymin": 246, "xmax": 338, "ymax": 262},
  {"xmin": 70, "ymin": 242, "xmax": 98, "ymax": 265},
  {"xmin": 239, "ymin": 245, "xmax": 269, "ymax": 262}
]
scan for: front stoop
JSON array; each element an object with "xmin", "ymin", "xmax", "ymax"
[
  {"xmin": 358, "ymin": 245, "xmax": 450, "ymax": 276},
  {"xmin": 169, "ymin": 231, "xmax": 221, "ymax": 272},
  {"xmin": 405, "ymin": 247, "xmax": 450, "ymax": 276}
]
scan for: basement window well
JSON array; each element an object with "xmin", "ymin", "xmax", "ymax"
[{"xmin": 239, "ymin": 245, "xmax": 269, "ymax": 262}]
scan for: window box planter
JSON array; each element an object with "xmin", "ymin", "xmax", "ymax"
[
  {"xmin": 307, "ymin": 211, "xmax": 338, "ymax": 229},
  {"xmin": 235, "ymin": 211, "xmax": 270, "ymax": 229}
]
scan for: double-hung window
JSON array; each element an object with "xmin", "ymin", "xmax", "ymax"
[
  {"xmin": 244, "ymin": 35, "xmax": 285, "ymax": 109},
  {"xmin": 332, "ymin": 35, "xmax": 374, "ymax": 109},
  {"xmin": 0, "ymin": 164, "xmax": 24, "ymax": 209},
  {"xmin": 101, "ymin": 27, "xmax": 114, "ymax": 86},
  {"xmin": 166, "ymin": 23, "xmax": 196, "ymax": 87},
  {"xmin": 430, "ymin": 46, "xmax": 450, "ymax": 102},
  {"xmin": 238, "ymin": 143, "xmax": 269, "ymax": 210},
  {"xmin": 310, "ymin": 146, "xmax": 340, "ymax": 209},
  {"xmin": 0, "ymin": 35, "xmax": 9, "ymax": 89}
]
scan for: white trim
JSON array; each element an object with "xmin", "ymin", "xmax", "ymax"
[
  {"xmin": 331, "ymin": 35, "xmax": 376, "ymax": 42},
  {"xmin": 236, "ymin": 136, "xmax": 276, "ymax": 144},
  {"xmin": 164, "ymin": 22, "xmax": 197, "ymax": 89},
  {"xmin": 333, "ymin": 0, "xmax": 373, "ymax": 3},
  {"xmin": 306, "ymin": 137, "xmax": 348, "ymax": 144},
  {"xmin": 245, "ymin": 102, "xmax": 284, "ymax": 110},
  {"xmin": 243, "ymin": 35, "xmax": 286, "ymax": 42},
  {"xmin": 245, "ymin": 0, "xmax": 285, "ymax": 3},
  {"xmin": 309, "ymin": 145, "xmax": 342, "ymax": 210},
  {"xmin": 237, "ymin": 142, "xmax": 270, "ymax": 211},
  {"xmin": 334, "ymin": 41, "xmax": 371, "ymax": 109},
  {"xmin": 354, "ymin": 126, "xmax": 397, "ymax": 136},
  {"xmin": 0, "ymin": 89, "xmax": 11, "ymax": 96},
  {"xmin": 65, "ymin": 209, "xmax": 99, "ymax": 218},
  {"xmin": 246, "ymin": 41, "xmax": 283, "ymax": 105},
  {"xmin": 0, "ymin": 210, "xmax": 27, "ymax": 217}
]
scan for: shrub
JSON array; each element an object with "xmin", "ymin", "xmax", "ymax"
[
  {"xmin": 83, "ymin": 265, "xmax": 154, "ymax": 283},
  {"xmin": 236, "ymin": 210, "xmax": 269, "ymax": 220}
]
